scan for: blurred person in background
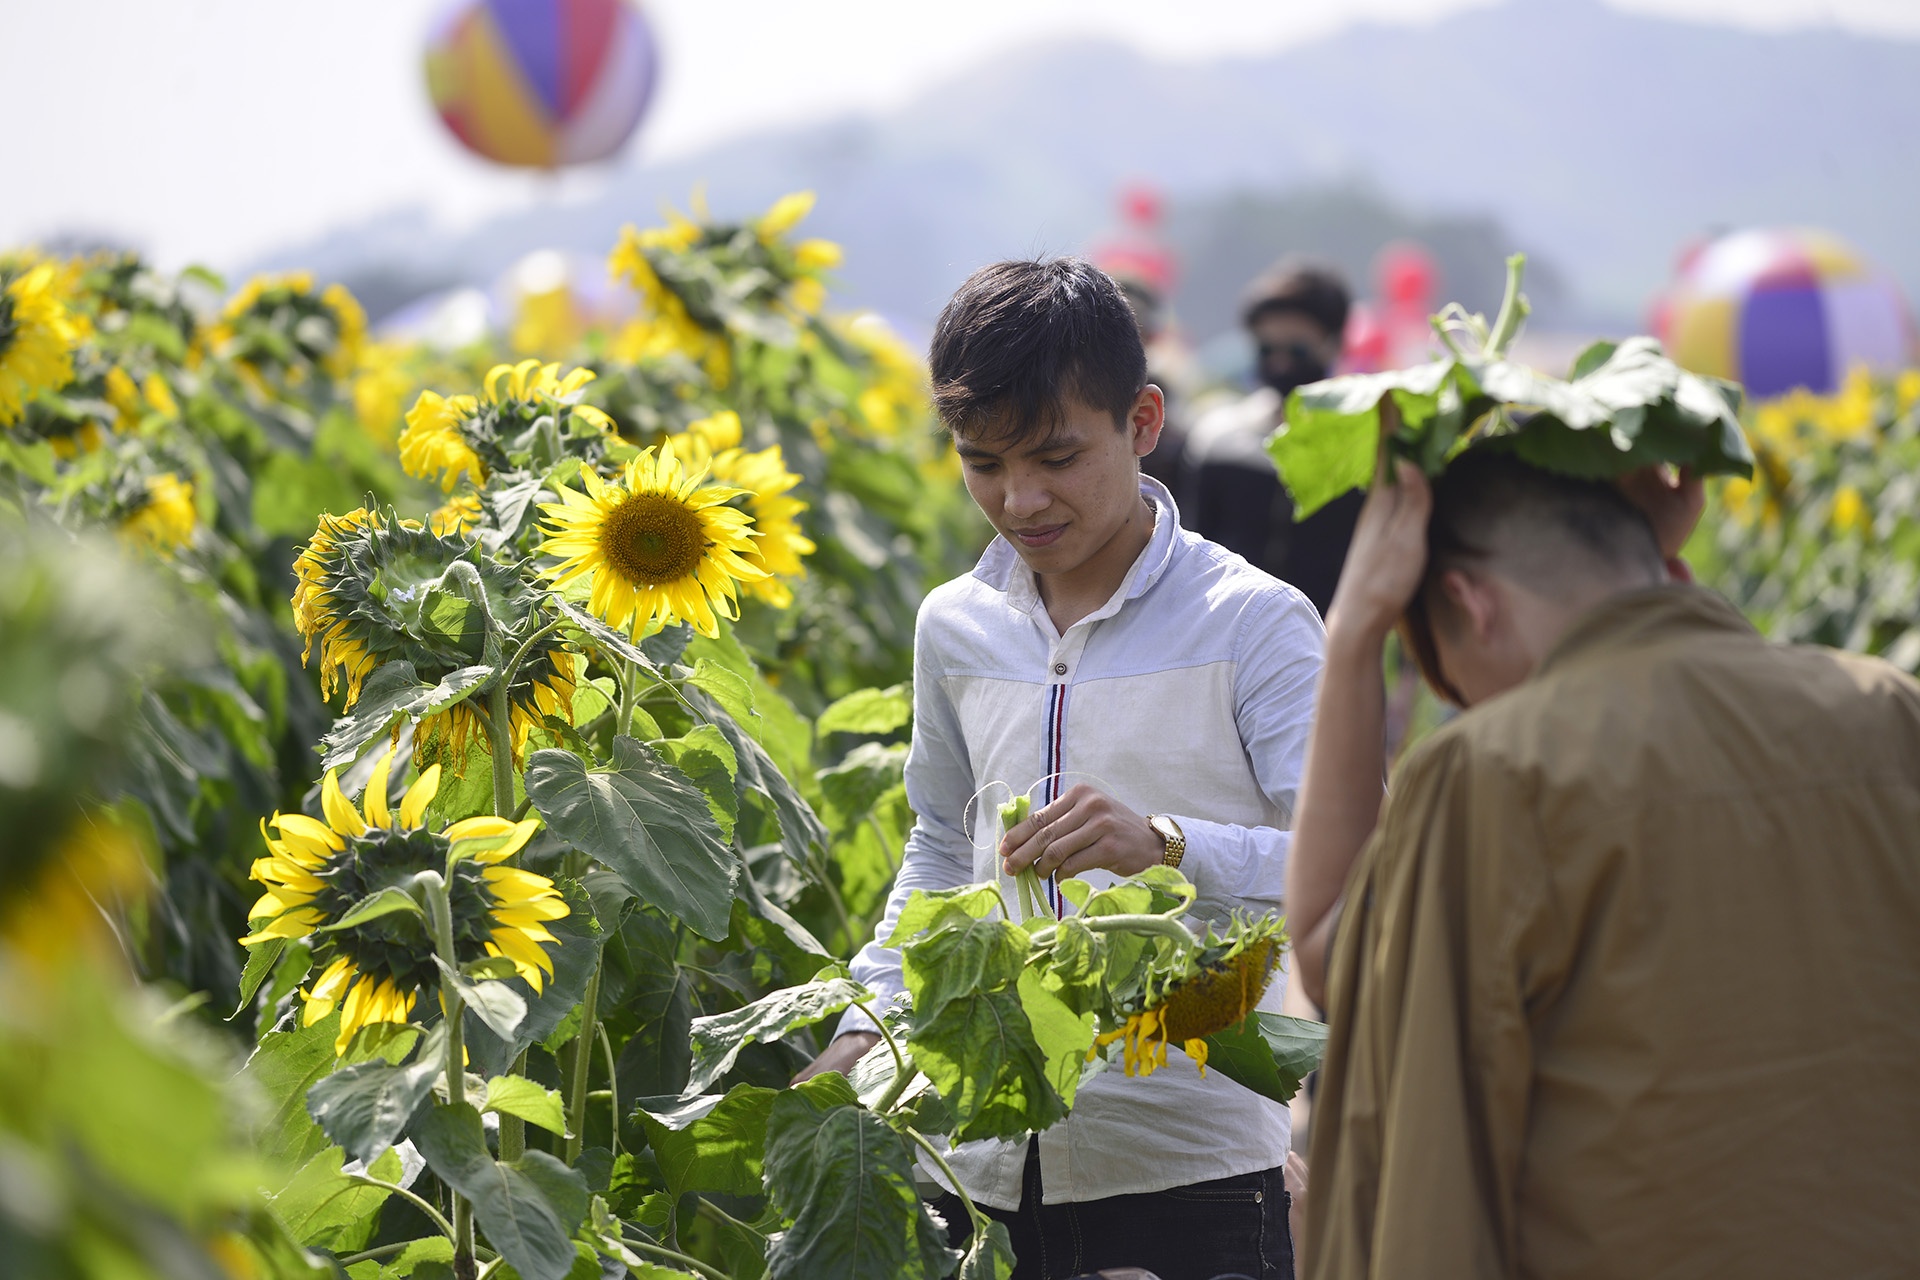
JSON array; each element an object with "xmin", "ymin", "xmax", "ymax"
[{"xmin": 1180, "ymin": 260, "xmax": 1358, "ymax": 619}]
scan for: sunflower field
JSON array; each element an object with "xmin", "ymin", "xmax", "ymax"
[{"xmin": 1, "ymin": 196, "xmax": 1329, "ymax": 1280}]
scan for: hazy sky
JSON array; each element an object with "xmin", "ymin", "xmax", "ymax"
[{"xmin": 3, "ymin": 0, "xmax": 1914, "ymax": 271}]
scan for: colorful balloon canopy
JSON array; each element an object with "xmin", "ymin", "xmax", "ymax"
[
  {"xmin": 1662, "ymin": 228, "xmax": 1916, "ymax": 399},
  {"xmin": 424, "ymin": 0, "xmax": 659, "ymax": 168}
]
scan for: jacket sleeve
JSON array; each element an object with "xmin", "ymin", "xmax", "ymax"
[
  {"xmin": 1173, "ymin": 587, "xmax": 1325, "ymax": 918},
  {"xmin": 836, "ymin": 610, "xmax": 979, "ymax": 1038},
  {"xmin": 1304, "ymin": 732, "xmax": 1542, "ymax": 1280}
]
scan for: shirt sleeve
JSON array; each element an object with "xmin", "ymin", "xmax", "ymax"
[
  {"xmin": 1304, "ymin": 731, "xmax": 1544, "ymax": 1280},
  {"xmin": 1172, "ymin": 587, "xmax": 1325, "ymax": 918},
  {"xmin": 836, "ymin": 609, "xmax": 979, "ymax": 1038}
]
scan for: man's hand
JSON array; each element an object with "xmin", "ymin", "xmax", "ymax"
[
  {"xmin": 1000, "ymin": 784, "xmax": 1162, "ymax": 880},
  {"xmin": 1324, "ymin": 456, "xmax": 1433, "ymax": 649},
  {"xmin": 791, "ymin": 1031, "xmax": 879, "ymax": 1085},
  {"xmin": 1615, "ymin": 463, "xmax": 1704, "ymax": 568}
]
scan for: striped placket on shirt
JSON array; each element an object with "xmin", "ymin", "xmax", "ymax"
[{"xmin": 1040, "ymin": 679, "xmax": 1068, "ymax": 918}]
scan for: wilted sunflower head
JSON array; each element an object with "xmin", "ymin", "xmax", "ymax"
[
  {"xmin": 399, "ymin": 359, "xmax": 614, "ymax": 493},
  {"xmin": 1096, "ymin": 916, "xmax": 1286, "ymax": 1079},
  {"xmin": 538, "ymin": 440, "xmax": 769, "ymax": 639},
  {"xmin": 708, "ymin": 443, "xmax": 815, "ymax": 607},
  {"xmin": 290, "ymin": 507, "xmax": 582, "ymax": 764},
  {"xmin": 242, "ymin": 747, "xmax": 565, "ymax": 1055}
]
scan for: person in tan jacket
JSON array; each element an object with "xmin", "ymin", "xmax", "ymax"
[{"xmin": 1284, "ymin": 444, "xmax": 1920, "ymax": 1279}]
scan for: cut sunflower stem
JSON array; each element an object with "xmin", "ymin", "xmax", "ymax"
[
  {"xmin": 848, "ymin": 995, "xmax": 908, "ymax": 1081},
  {"xmin": 1030, "ymin": 912, "xmax": 1191, "ymax": 949},
  {"xmin": 874, "ymin": 1062, "xmax": 922, "ymax": 1116},
  {"xmin": 906, "ymin": 1126, "xmax": 988, "ymax": 1234},
  {"xmin": 565, "ymin": 965, "xmax": 602, "ymax": 1164},
  {"xmin": 1486, "ymin": 253, "xmax": 1531, "ymax": 359}
]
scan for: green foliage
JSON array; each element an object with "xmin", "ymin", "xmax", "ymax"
[
  {"xmin": 1694, "ymin": 371, "xmax": 1920, "ymax": 675},
  {"xmin": 1267, "ymin": 257, "xmax": 1753, "ymax": 517}
]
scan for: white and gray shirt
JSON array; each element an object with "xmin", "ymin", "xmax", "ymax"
[{"xmin": 843, "ymin": 474, "xmax": 1326, "ymax": 1210}]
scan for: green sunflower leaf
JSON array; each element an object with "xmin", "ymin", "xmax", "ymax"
[
  {"xmin": 683, "ymin": 966, "xmax": 870, "ymax": 1096},
  {"xmin": 957, "ymin": 1219, "xmax": 1017, "ymax": 1280},
  {"xmin": 413, "ymin": 1103, "xmax": 589, "ymax": 1280},
  {"xmin": 431, "ymin": 956, "xmax": 529, "ymax": 1042},
  {"xmin": 315, "ymin": 885, "xmax": 425, "ymax": 934},
  {"xmin": 553, "ymin": 599, "xmax": 662, "ymax": 677},
  {"xmin": 1198, "ymin": 1012, "xmax": 1329, "ymax": 1107},
  {"xmin": 815, "ymin": 683, "xmax": 913, "ymax": 737},
  {"xmin": 305, "ymin": 1026, "xmax": 446, "ymax": 1165},
  {"xmin": 524, "ymin": 737, "xmax": 738, "ymax": 941},
  {"xmin": 318, "ymin": 661, "xmax": 493, "ymax": 770},
  {"xmin": 482, "ymin": 1074, "xmax": 570, "ymax": 1137},
  {"xmin": 270, "ymin": 1144, "xmax": 404, "ymax": 1253},
  {"xmin": 907, "ymin": 985, "xmax": 1066, "ymax": 1144},
  {"xmin": 762, "ymin": 1088, "xmax": 956, "ymax": 1280}
]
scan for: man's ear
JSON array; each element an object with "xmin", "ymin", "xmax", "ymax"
[
  {"xmin": 1129, "ymin": 385, "xmax": 1166, "ymax": 458},
  {"xmin": 1439, "ymin": 567, "xmax": 1501, "ymax": 644}
]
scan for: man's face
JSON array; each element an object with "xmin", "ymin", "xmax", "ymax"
[
  {"xmin": 955, "ymin": 390, "xmax": 1161, "ymax": 584},
  {"xmin": 1251, "ymin": 309, "xmax": 1340, "ymax": 396}
]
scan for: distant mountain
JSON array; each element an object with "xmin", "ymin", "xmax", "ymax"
[{"xmin": 266, "ymin": 0, "xmax": 1920, "ymax": 338}]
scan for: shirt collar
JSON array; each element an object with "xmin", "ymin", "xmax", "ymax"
[
  {"xmin": 1536, "ymin": 584, "xmax": 1759, "ymax": 679},
  {"xmin": 973, "ymin": 474, "xmax": 1183, "ymax": 621}
]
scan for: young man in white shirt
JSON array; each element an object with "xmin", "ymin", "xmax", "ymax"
[{"xmin": 795, "ymin": 257, "xmax": 1325, "ymax": 1280}]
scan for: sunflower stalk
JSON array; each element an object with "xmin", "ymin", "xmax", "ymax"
[
  {"xmin": 423, "ymin": 868, "xmax": 478, "ymax": 1277},
  {"xmin": 498, "ymin": 1048, "xmax": 529, "ymax": 1163},
  {"xmin": 906, "ymin": 1126, "xmax": 989, "ymax": 1237},
  {"xmin": 564, "ymin": 965, "xmax": 602, "ymax": 1163}
]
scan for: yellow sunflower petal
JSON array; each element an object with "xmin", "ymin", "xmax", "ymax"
[
  {"xmin": 399, "ymin": 764, "xmax": 441, "ymax": 828},
  {"xmin": 321, "ymin": 769, "xmax": 367, "ymax": 839},
  {"xmin": 364, "ymin": 749, "xmax": 396, "ymax": 829}
]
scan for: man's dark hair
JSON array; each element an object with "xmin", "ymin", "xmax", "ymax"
[
  {"xmin": 1400, "ymin": 448, "xmax": 1665, "ymax": 704},
  {"xmin": 929, "ymin": 258, "xmax": 1147, "ymax": 442},
  {"xmin": 1240, "ymin": 259, "xmax": 1351, "ymax": 338}
]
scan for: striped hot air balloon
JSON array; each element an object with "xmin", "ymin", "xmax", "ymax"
[
  {"xmin": 1661, "ymin": 228, "xmax": 1917, "ymax": 399},
  {"xmin": 424, "ymin": 0, "xmax": 660, "ymax": 169}
]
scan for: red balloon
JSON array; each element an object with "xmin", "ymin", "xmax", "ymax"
[{"xmin": 1377, "ymin": 242, "xmax": 1438, "ymax": 313}]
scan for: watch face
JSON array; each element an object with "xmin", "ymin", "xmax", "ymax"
[{"xmin": 1150, "ymin": 815, "xmax": 1177, "ymax": 841}]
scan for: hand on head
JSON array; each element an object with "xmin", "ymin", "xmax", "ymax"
[
  {"xmin": 1613, "ymin": 463, "xmax": 1704, "ymax": 569},
  {"xmin": 1325, "ymin": 401, "xmax": 1433, "ymax": 646}
]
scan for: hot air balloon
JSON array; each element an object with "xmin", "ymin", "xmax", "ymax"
[
  {"xmin": 1660, "ymin": 228, "xmax": 1917, "ymax": 399},
  {"xmin": 424, "ymin": 0, "xmax": 660, "ymax": 169}
]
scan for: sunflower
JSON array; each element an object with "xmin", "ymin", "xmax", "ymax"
[
  {"xmin": 120, "ymin": 472, "xmax": 196, "ymax": 554},
  {"xmin": 399, "ymin": 360, "xmax": 613, "ymax": 492},
  {"xmin": 430, "ymin": 489, "xmax": 485, "ymax": 538},
  {"xmin": 208, "ymin": 272, "xmax": 367, "ymax": 392},
  {"xmin": 539, "ymin": 441, "xmax": 768, "ymax": 639},
  {"xmin": 710, "ymin": 443, "xmax": 815, "ymax": 607},
  {"xmin": 0, "ymin": 263, "xmax": 82, "ymax": 425},
  {"xmin": 608, "ymin": 227, "xmax": 733, "ymax": 386},
  {"xmin": 291, "ymin": 507, "xmax": 583, "ymax": 764},
  {"xmin": 1095, "ymin": 920, "xmax": 1284, "ymax": 1078},
  {"xmin": 242, "ymin": 747, "xmax": 565, "ymax": 1055}
]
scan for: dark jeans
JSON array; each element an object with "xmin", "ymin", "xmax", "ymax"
[{"xmin": 930, "ymin": 1141, "xmax": 1293, "ymax": 1280}]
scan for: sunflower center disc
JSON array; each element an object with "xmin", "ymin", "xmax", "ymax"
[{"xmin": 600, "ymin": 490, "xmax": 708, "ymax": 585}]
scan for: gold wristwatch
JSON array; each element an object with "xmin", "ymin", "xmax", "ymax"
[{"xmin": 1147, "ymin": 814, "xmax": 1185, "ymax": 869}]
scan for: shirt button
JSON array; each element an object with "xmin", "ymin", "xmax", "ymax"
[{"xmin": 1052, "ymin": 662, "xmax": 1067, "ymax": 676}]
